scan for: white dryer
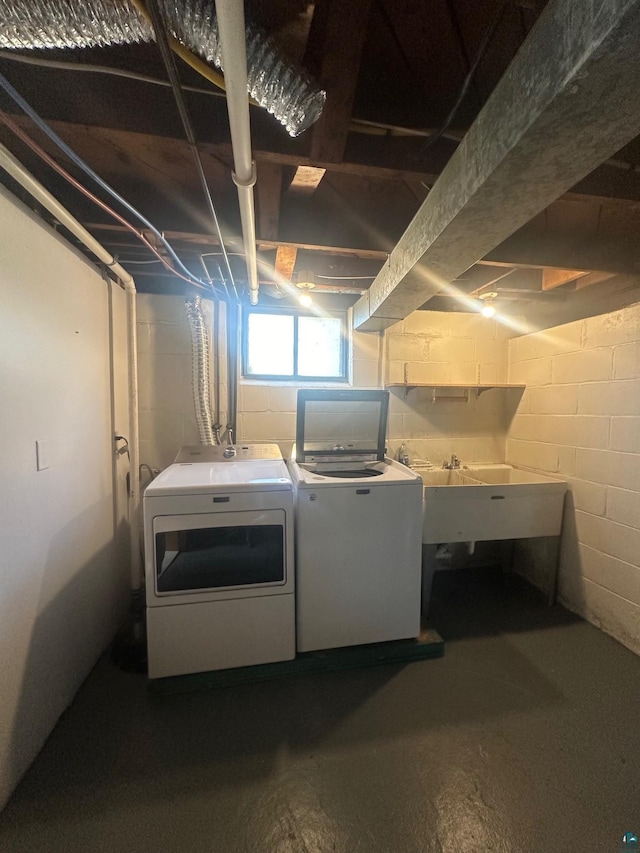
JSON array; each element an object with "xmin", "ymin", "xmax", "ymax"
[
  {"xmin": 143, "ymin": 444, "xmax": 295, "ymax": 678},
  {"xmin": 288, "ymin": 390, "xmax": 423, "ymax": 653}
]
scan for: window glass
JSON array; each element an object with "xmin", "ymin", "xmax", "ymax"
[
  {"xmin": 243, "ymin": 309, "xmax": 347, "ymax": 381},
  {"xmin": 297, "ymin": 316, "xmax": 343, "ymax": 377},
  {"xmin": 246, "ymin": 312, "xmax": 294, "ymax": 376}
]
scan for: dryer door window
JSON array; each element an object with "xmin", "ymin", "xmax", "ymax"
[{"xmin": 153, "ymin": 511, "xmax": 286, "ymax": 595}]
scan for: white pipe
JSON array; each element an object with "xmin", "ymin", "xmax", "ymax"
[
  {"xmin": 0, "ymin": 144, "xmax": 142, "ymax": 592},
  {"xmin": 214, "ymin": 0, "xmax": 259, "ymax": 304}
]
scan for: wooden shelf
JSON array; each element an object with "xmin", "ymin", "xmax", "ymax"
[{"xmin": 385, "ymin": 383, "xmax": 525, "ymax": 400}]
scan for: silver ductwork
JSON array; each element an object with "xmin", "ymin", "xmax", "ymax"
[
  {"xmin": 185, "ymin": 295, "xmax": 217, "ymax": 446},
  {"xmin": 0, "ymin": 1, "xmax": 152, "ymax": 49},
  {"xmin": 0, "ymin": 0, "xmax": 325, "ymax": 136}
]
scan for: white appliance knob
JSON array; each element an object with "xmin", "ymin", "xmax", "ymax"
[{"xmin": 223, "ymin": 447, "xmax": 236, "ymax": 458}]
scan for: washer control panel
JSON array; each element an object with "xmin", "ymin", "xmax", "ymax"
[{"xmin": 174, "ymin": 444, "xmax": 283, "ymax": 463}]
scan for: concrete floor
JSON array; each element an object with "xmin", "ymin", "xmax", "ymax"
[{"xmin": 1, "ymin": 568, "xmax": 639, "ymax": 853}]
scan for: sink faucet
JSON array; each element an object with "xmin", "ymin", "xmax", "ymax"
[{"xmin": 443, "ymin": 454, "xmax": 461, "ymax": 470}]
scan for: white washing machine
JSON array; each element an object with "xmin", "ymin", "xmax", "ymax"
[
  {"xmin": 288, "ymin": 390, "xmax": 423, "ymax": 653},
  {"xmin": 143, "ymin": 444, "xmax": 295, "ymax": 678}
]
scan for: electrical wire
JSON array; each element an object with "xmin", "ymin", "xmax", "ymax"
[
  {"xmin": 0, "ymin": 50, "xmax": 225, "ymax": 99},
  {"xmin": 144, "ymin": 0, "xmax": 238, "ymax": 302},
  {"xmin": 0, "ymin": 52, "xmax": 462, "ymax": 144},
  {"xmin": 127, "ymin": 0, "xmax": 259, "ymax": 108},
  {"xmin": 315, "ymin": 274, "xmax": 376, "ymax": 281},
  {"xmin": 419, "ymin": 1, "xmax": 509, "ymax": 155},
  {"xmin": 130, "ymin": 0, "xmax": 229, "ymax": 93},
  {"xmin": 112, "ymin": 258, "xmax": 166, "ymax": 265},
  {"xmin": 0, "ymin": 71, "xmax": 216, "ymax": 290},
  {"xmin": 0, "ymin": 109, "xmax": 219, "ymax": 293}
]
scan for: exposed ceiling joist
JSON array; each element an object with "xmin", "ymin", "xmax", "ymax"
[
  {"xmin": 9, "ymin": 113, "xmax": 640, "ymax": 211},
  {"xmin": 353, "ymin": 0, "xmax": 640, "ymax": 330},
  {"xmin": 2, "ymin": 115, "xmax": 442, "ymax": 187},
  {"xmin": 256, "ymin": 162, "xmax": 282, "ymax": 241},
  {"xmin": 306, "ymin": 0, "xmax": 373, "ymax": 164},
  {"xmin": 483, "ymin": 229, "xmax": 640, "ymax": 275},
  {"xmin": 542, "ymin": 268, "xmax": 589, "ymax": 290},
  {"xmin": 83, "ymin": 222, "xmax": 390, "ymax": 260},
  {"xmin": 574, "ymin": 271, "xmax": 617, "ymax": 290}
]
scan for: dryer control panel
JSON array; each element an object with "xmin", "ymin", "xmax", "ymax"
[{"xmin": 174, "ymin": 444, "xmax": 283, "ymax": 463}]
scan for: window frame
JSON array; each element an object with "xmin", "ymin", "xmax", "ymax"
[{"xmin": 241, "ymin": 306, "xmax": 349, "ymax": 383}]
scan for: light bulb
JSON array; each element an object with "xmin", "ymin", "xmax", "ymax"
[
  {"xmin": 299, "ymin": 292, "xmax": 313, "ymax": 308},
  {"xmin": 481, "ymin": 302, "xmax": 496, "ymax": 318}
]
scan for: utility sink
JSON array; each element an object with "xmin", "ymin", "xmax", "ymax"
[{"xmin": 412, "ymin": 464, "xmax": 567, "ymax": 544}]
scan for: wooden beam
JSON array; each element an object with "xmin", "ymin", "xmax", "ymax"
[
  {"xmin": 274, "ymin": 245, "xmax": 298, "ymax": 281},
  {"xmin": 5, "ymin": 116, "xmax": 440, "ymax": 187},
  {"xmin": 354, "ymin": 0, "xmax": 640, "ymax": 330},
  {"xmin": 483, "ymin": 229, "xmax": 640, "ymax": 275},
  {"xmin": 288, "ymin": 165, "xmax": 327, "ymax": 195},
  {"xmin": 256, "ymin": 163, "xmax": 282, "ymax": 241},
  {"xmin": 84, "ymin": 222, "xmax": 389, "ymax": 260},
  {"xmin": 8, "ymin": 114, "xmax": 640, "ymax": 212},
  {"xmin": 542, "ymin": 268, "xmax": 590, "ymax": 290},
  {"xmin": 468, "ymin": 269, "xmax": 518, "ymax": 296},
  {"xmin": 574, "ymin": 271, "xmax": 617, "ymax": 290},
  {"xmin": 306, "ymin": 0, "xmax": 373, "ymax": 163}
]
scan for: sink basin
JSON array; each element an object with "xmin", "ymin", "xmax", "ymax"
[
  {"xmin": 471, "ymin": 467, "xmax": 559, "ymax": 485},
  {"xmin": 418, "ymin": 469, "xmax": 481, "ymax": 486},
  {"xmin": 411, "ymin": 464, "xmax": 566, "ymax": 544}
]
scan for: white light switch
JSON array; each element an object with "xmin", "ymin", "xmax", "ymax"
[{"xmin": 36, "ymin": 440, "xmax": 50, "ymax": 471}]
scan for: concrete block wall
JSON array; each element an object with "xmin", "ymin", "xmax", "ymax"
[
  {"xmin": 137, "ymin": 299, "xmax": 519, "ymax": 467},
  {"xmin": 137, "ymin": 297, "xmax": 380, "ymax": 466},
  {"xmin": 385, "ymin": 311, "xmax": 518, "ymax": 464},
  {"xmin": 507, "ymin": 304, "xmax": 640, "ymax": 654},
  {"xmin": 137, "ymin": 295, "xmax": 225, "ymax": 470}
]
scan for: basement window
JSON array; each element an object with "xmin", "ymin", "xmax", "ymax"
[{"xmin": 242, "ymin": 308, "xmax": 348, "ymax": 382}]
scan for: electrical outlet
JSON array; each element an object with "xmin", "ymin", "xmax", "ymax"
[{"xmin": 36, "ymin": 440, "xmax": 50, "ymax": 471}]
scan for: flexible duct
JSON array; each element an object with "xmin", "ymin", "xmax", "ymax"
[
  {"xmin": 185, "ymin": 295, "xmax": 217, "ymax": 446},
  {"xmin": 0, "ymin": 0, "xmax": 325, "ymax": 136}
]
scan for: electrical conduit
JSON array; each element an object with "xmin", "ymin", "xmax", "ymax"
[
  {"xmin": 0, "ymin": 144, "xmax": 142, "ymax": 594},
  {"xmin": 214, "ymin": 0, "xmax": 259, "ymax": 305}
]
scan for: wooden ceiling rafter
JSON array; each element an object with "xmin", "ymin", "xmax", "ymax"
[
  {"xmin": 304, "ymin": 0, "xmax": 373, "ymax": 165},
  {"xmin": 6, "ymin": 116, "xmax": 640, "ymax": 215},
  {"xmin": 255, "ymin": 162, "xmax": 282, "ymax": 241},
  {"xmin": 541, "ymin": 268, "xmax": 589, "ymax": 290}
]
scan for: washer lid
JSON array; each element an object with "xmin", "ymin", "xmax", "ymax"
[
  {"xmin": 145, "ymin": 458, "xmax": 292, "ymax": 495},
  {"xmin": 295, "ymin": 389, "xmax": 389, "ymax": 465},
  {"xmin": 290, "ymin": 457, "xmax": 422, "ymax": 486}
]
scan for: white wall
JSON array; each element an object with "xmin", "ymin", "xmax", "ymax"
[
  {"xmin": 0, "ymin": 187, "xmax": 130, "ymax": 808},
  {"xmin": 507, "ymin": 304, "xmax": 640, "ymax": 654}
]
